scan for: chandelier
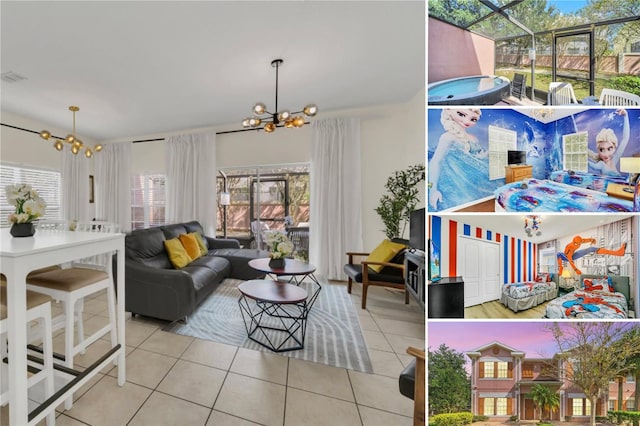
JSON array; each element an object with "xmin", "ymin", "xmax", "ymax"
[
  {"xmin": 39, "ymin": 106, "xmax": 102, "ymax": 158},
  {"xmin": 524, "ymin": 215, "xmax": 542, "ymax": 237},
  {"xmin": 531, "ymin": 108, "xmax": 554, "ymax": 121},
  {"xmin": 241, "ymin": 59, "xmax": 318, "ymax": 133}
]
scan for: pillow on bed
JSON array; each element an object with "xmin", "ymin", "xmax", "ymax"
[
  {"xmin": 536, "ymin": 273, "xmax": 551, "ymax": 283},
  {"xmin": 584, "ymin": 276, "xmax": 614, "ymax": 293}
]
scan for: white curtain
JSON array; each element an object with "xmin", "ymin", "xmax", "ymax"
[
  {"xmin": 165, "ymin": 132, "xmax": 217, "ymax": 236},
  {"xmin": 95, "ymin": 142, "xmax": 132, "ymax": 232},
  {"xmin": 310, "ymin": 118, "xmax": 362, "ymax": 280},
  {"xmin": 61, "ymin": 153, "xmax": 90, "ymax": 223}
]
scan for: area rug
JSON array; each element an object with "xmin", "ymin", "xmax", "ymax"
[{"xmin": 165, "ymin": 278, "xmax": 373, "ymax": 373}]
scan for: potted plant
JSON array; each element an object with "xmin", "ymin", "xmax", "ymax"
[
  {"xmin": 5, "ymin": 184, "xmax": 47, "ymax": 237},
  {"xmin": 375, "ymin": 164, "xmax": 425, "ymax": 240}
]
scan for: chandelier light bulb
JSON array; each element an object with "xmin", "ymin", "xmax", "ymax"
[
  {"xmin": 293, "ymin": 116, "xmax": 305, "ymax": 128},
  {"xmin": 73, "ymin": 140, "xmax": 83, "ymax": 149},
  {"xmin": 278, "ymin": 110, "xmax": 291, "ymax": 122},
  {"xmin": 242, "ymin": 117, "xmax": 251, "ymax": 127},
  {"xmin": 40, "ymin": 130, "xmax": 51, "ymax": 140},
  {"xmin": 66, "ymin": 134, "xmax": 76, "ymax": 143},
  {"xmin": 253, "ymin": 103, "xmax": 266, "ymax": 115},
  {"xmin": 303, "ymin": 104, "xmax": 318, "ymax": 117},
  {"xmin": 53, "ymin": 140, "xmax": 64, "ymax": 151},
  {"xmin": 249, "ymin": 117, "xmax": 261, "ymax": 127},
  {"xmin": 85, "ymin": 148, "xmax": 93, "ymax": 158},
  {"xmin": 264, "ymin": 122, "xmax": 276, "ymax": 133},
  {"xmin": 94, "ymin": 144, "xmax": 103, "ymax": 152},
  {"xmin": 284, "ymin": 118, "xmax": 294, "ymax": 128},
  {"xmin": 71, "ymin": 145, "xmax": 80, "ymax": 155}
]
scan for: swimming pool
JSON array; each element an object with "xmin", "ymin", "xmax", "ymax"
[{"xmin": 428, "ymin": 75, "xmax": 511, "ymax": 105}]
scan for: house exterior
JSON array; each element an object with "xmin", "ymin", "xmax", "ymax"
[{"xmin": 466, "ymin": 341, "xmax": 636, "ymax": 421}]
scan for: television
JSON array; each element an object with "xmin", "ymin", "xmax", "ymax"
[
  {"xmin": 507, "ymin": 150, "xmax": 526, "ymax": 165},
  {"xmin": 409, "ymin": 208, "xmax": 425, "ymax": 251},
  {"xmin": 428, "ymin": 239, "xmax": 441, "ymax": 281}
]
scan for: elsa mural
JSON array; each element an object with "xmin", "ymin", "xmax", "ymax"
[
  {"xmin": 428, "ymin": 109, "xmax": 492, "ymax": 210},
  {"xmin": 588, "ymin": 109, "xmax": 629, "ymax": 176}
]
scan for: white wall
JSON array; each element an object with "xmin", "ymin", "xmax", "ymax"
[{"xmin": 2, "ymin": 89, "xmax": 425, "ymax": 249}]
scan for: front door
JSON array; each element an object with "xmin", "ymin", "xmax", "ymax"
[{"xmin": 524, "ymin": 398, "xmax": 535, "ymax": 420}]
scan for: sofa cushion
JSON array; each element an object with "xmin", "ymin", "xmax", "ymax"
[
  {"xmin": 209, "ymin": 248, "xmax": 269, "ymax": 280},
  {"xmin": 183, "ymin": 221, "xmax": 209, "ymax": 250},
  {"xmin": 190, "ymin": 232, "xmax": 208, "ymax": 255},
  {"xmin": 179, "ymin": 233, "xmax": 202, "ymax": 260},
  {"xmin": 164, "ymin": 238, "xmax": 193, "ymax": 269},
  {"xmin": 126, "ymin": 228, "xmax": 172, "ymax": 269}
]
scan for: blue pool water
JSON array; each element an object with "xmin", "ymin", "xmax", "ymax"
[{"xmin": 429, "ymin": 76, "xmax": 504, "ymax": 97}]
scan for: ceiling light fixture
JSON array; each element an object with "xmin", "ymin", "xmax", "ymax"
[
  {"xmin": 524, "ymin": 215, "xmax": 542, "ymax": 237},
  {"xmin": 39, "ymin": 106, "xmax": 102, "ymax": 158},
  {"xmin": 242, "ymin": 59, "xmax": 318, "ymax": 133},
  {"xmin": 531, "ymin": 108, "xmax": 554, "ymax": 121}
]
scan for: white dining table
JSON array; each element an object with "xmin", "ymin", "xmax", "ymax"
[{"xmin": 0, "ymin": 228, "xmax": 126, "ymax": 425}]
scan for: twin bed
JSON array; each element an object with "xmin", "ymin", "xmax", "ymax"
[
  {"xmin": 501, "ymin": 274, "xmax": 631, "ymax": 319},
  {"xmin": 494, "ymin": 177, "xmax": 634, "ymax": 213}
]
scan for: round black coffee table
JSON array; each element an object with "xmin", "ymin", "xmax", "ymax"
[
  {"xmin": 248, "ymin": 258, "xmax": 322, "ymax": 308},
  {"xmin": 237, "ymin": 279, "xmax": 308, "ymax": 352}
]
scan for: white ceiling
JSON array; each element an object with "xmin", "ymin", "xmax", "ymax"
[
  {"xmin": 444, "ymin": 214, "xmax": 634, "ymax": 244},
  {"xmin": 0, "ymin": 1, "xmax": 425, "ymax": 141},
  {"xmin": 513, "ymin": 107, "xmax": 587, "ymax": 124}
]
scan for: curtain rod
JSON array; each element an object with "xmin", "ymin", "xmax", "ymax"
[{"xmin": 2, "ymin": 121, "xmax": 309, "ymax": 144}]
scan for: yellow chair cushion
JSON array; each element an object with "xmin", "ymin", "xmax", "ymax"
[
  {"xmin": 365, "ymin": 239, "xmax": 406, "ymax": 273},
  {"xmin": 164, "ymin": 238, "xmax": 193, "ymax": 269},
  {"xmin": 179, "ymin": 233, "xmax": 202, "ymax": 260},
  {"xmin": 189, "ymin": 232, "xmax": 208, "ymax": 256}
]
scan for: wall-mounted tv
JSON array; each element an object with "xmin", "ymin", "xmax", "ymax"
[
  {"xmin": 507, "ymin": 150, "xmax": 526, "ymax": 165},
  {"xmin": 409, "ymin": 208, "xmax": 425, "ymax": 252},
  {"xmin": 428, "ymin": 239, "xmax": 441, "ymax": 281}
]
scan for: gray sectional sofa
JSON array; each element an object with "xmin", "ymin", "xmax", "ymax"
[{"xmin": 124, "ymin": 220, "xmax": 268, "ymax": 321}]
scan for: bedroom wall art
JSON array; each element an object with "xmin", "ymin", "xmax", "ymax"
[
  {"xmin": 427, "ymin": 107, "xmax": 640, "ymax": 212},
  {"xmin": 429, "ymin": 215, "xmax": 536, "ymax": 283}
]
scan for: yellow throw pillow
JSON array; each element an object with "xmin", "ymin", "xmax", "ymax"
[
  {"xmin": 189, "ymin": 232, "xmax": 208, "ymax": 256},
  {"xmin": 365, "ymin": 239, "xmax": 406, "ymax": 273},
  {"xmin": 164, "ymin": 238, "xmax": 192, "ymax": 269},
  {"xmin": 179, "ymin": 233, "xmax": 201, "ymax": 260}
]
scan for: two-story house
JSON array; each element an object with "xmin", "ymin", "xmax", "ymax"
[{"xmin": 466, "ymin": 341, "xmax": 636, "ymax": 421}]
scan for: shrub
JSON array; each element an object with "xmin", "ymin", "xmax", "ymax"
[
  {"xmin": 538, "ymin": 423, "xmax": 553, "ymax": 426},
  {"xmin": 431, "ymin": 412, "xmax": 474, "ymax": 426},
  {"xmin": 472, "ymin": 415, "xmax": 489, "ymax": 422},
  {"xmin": 510, "ymin": 415, "xmax": 519, "ymax": 422},
  {"xmin": 608, "ymin": 75, "xmax": 640, "ymax": 97}
]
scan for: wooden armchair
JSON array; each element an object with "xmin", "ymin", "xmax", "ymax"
[
  {"xmin": 399, "ymin": 347, "xmax": 426, "ymax": 426},
  {"xmin": 344, "ymin": 251, "xmax": 408, "ymax": 309}
]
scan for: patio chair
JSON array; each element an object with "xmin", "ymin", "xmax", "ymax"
[
  {"xmin": 599, "ymin": 88, "xmax": 640, "ymax": 106},
  {"xmin": 511, "ymin": 73, "xmax": 527, "ymax": 100},
  {"xmin": 547, "ymin": 82, "xmax": 578, "ymax": 105}
]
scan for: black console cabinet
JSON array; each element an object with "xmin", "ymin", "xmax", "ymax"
[
  {"xmin": 427, "ymin": 276, "xmax": 464, "ymax": 318},
  {"xmin": 404, "ymin": 250, "xmax": 425, "ymax": 310}
]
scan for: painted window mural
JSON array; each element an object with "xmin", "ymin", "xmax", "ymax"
[{"xmin": 427, "ymin": 107, "xmax": 640, "ymax": 212}]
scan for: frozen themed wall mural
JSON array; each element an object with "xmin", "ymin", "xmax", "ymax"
[{"xmin": 428, "ymin": 108, "xmax": 640, "ymax": 212}]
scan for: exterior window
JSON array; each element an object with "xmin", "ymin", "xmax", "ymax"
[
  {"xmin": 496, "ymin": 398, "xmax": 508, "ymax": 415},
  {"xmin": 484, "ymin": 398, "xmax": 495, "ymax": 415},
  {"xmin": 585, "ymin": 398, "xmax": 591, "ymax": 415},
  {"xmin": 0, "ymin": 163, "xmax": 62, "ymax": 226},
  {"xmin": 484, "ymin": 362, "xmax": 495, "ymax": 378},
  {"xmin": 131, "ymin": 174, "xmax": 166, "ymax": 230},
  {"xmin": 573, "ymin": 399, "xmax": 584, "ymax": 416},
  {"xmin": 609, "ymin": 400, "xmax": 616, "ymax": 411},
  {"xmin": 627, "ymin": 399, "xmax": 635, "ymax": 411},
  {"xmin": 523, "ymin": 364, "xmax": 534, "ymax": 378},
  {"xmin": 497, "ymin": 362, "xmax": 509, "ymax": 378}
]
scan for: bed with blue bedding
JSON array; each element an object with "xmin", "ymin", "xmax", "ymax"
[
  {"xmin": 549, "ymin": 171, "xmax": 628, "ymax": 192},
  {"xmin": 500, "ymin": 278, "xmax": 557, "ymax": 313},
  {"xmin": 494, "ymin": 179, "xmax": 634, "ymax": 212},
  {"xmin": 544, "ymin": 275, "xmax": 630, "ymax": 319}
]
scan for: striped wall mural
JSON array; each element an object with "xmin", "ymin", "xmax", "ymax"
[{"xmin": 429, "ymin": 216, "xmax": 537, "ymax": 284}]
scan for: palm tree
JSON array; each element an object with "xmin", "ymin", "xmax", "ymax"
[{"xmin": 527, "ymin": 384, "xmax": 560, "ymax": 421}]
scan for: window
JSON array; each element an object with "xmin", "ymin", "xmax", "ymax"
[
  {"xmin": 573, "ymin": 399, "xmax": 584, "ymax": 416},
  {"xmin": 131, "ymin": 174, "xmax": 165, "ymax": 230},
  {"xmin": 0, "ymin": 163, "xmax": 61, "ymax": 227},
  {"xmin": 523, "ymin": 364, "xmax": 534, "ymax": 378},
  {"xmin": 496, "ymin": 398, "xmax": 508, "ymax": 415},
  {"xmin": 484, "ymin": 398, "xmax": 495, "ymax": 415},
  {"xmin": 627, "ymin": 399, "xmax": 635, "ymax": 411},
  {"xmin": 609, "ymin": 400, "xmax": 616, "ymax": 411},
  {"xmin": 562, "ymin": 131, "xmax": 588, "ymax": 172},
  {"xmin": 497, "ymin": 362, "xmax": 509, "ymax": 378},
  {"xmin": 488, "ymin": 125, "xmax": 517, "ymax": 180},
  {"xmin": 586, "ymin": 398, "xmax": 591, "ymax": 415},
  {"xmin": 484, "ymin": 362, "xmax": 495, "ymax": 378}
]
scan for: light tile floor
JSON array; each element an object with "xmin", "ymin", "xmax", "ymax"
[{"xmin": 2, "ymin": 280, "xmax": 425, "ymax": 426}]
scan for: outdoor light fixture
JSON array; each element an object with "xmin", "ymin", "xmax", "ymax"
[
  {"xmin": 241, "ymin": 59, "xmax": 318, "ymax": 133},
  {"xmin": 39, "ymin": 106, "xmax": 102, "ymax": 158}
]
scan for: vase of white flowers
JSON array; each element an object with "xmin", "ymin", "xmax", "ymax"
[
  {"xmin": 264, "ymin": 230, "xmax": 294, "ymax": 269},
  {"xmin": 5, "ymin": 184, "xmax": 47, "ymax": 237}
]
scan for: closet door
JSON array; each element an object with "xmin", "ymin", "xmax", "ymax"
[{"xmin": 459, "ymin": 236, "xmax": 501, "ymax": 307}]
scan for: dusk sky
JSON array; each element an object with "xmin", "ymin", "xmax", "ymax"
[{"xmin": 428, "ymin": 321, "xmax": 565, "ymax": 359}]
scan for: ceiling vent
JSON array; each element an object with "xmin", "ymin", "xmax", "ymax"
[{"xmin": 1, "ymin": 71, "xmax": 28, "ymax": 83}]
